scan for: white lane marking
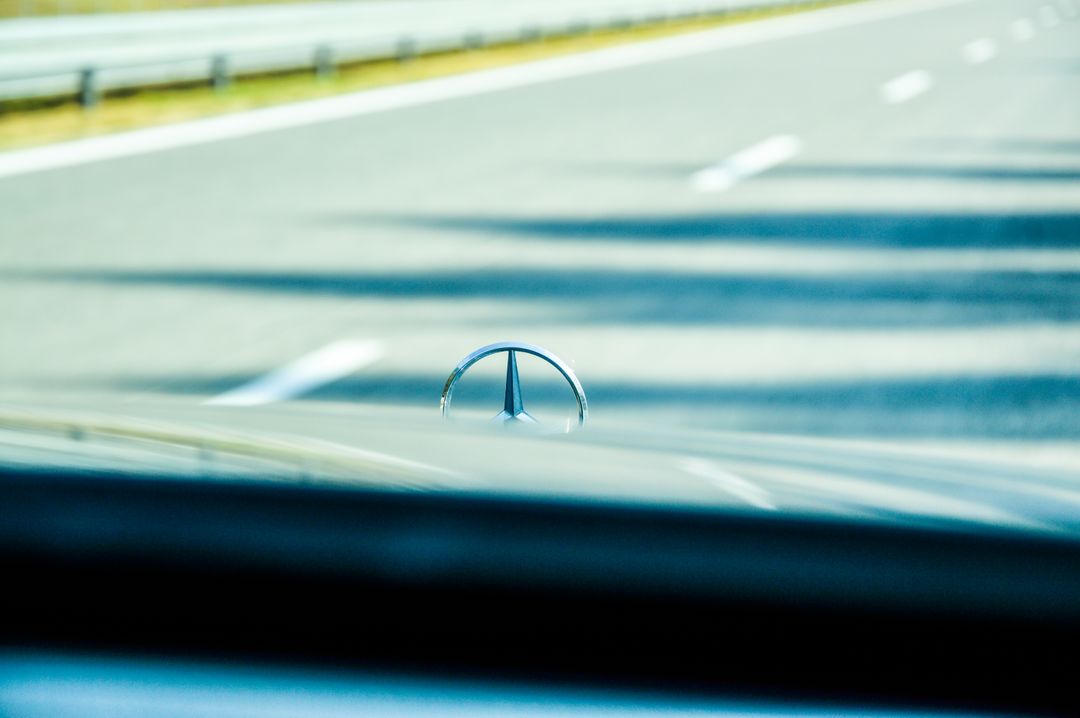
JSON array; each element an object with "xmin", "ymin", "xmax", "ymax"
[
  {"xmin": 205, "ymin": 340, "xmax": 383, "ymax": 407},
  {"xmin": 0, "ymin": 0, "xmax": 975, "ymax": 181},
  {"xmin": 1010, "ymin": 17, "xmax": 1036, "ymax": 40},
  {"xmin": 1039, "ymin": 4, "xmax": 1060, "ymax": 26},
  {"xmin": 691, "ymin": 135, "xmax": 803, "ymax": 193},
  {"xmin": 879, "ymin": 69, "xmax": 933, "ymax": 104},
  {"xmin": 681, "ymin": 458, "xmax": 777, "ymax": 510},
  {"xmin": 962, "ymin": 37, "xmax": 997, "ymax": 63}
]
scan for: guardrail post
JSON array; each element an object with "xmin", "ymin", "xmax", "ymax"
[
  {"xmin": 396, "ymin": 36, "xmax": 416, "ymax": 63},
  {"xmin": 210, "ymin": 54, "xmax": 230, "ymax": 92},
  {"xmin": 314, "ymin": 44, "xmax": 335, "ymax": 79},
  {"xmin": 463, "ymin": 30, "xmax": 485, "ymax": 50},
  {"xmin": 518, "ymin": 25, "xmax": 542, "ymax": 43},
  {"xmin": 78, "ymin": 67, "xmax": 99, "ymax": 108},
  {"xmin": 568, "ymin": 18, "xmax": 590, "ymax": 35}
]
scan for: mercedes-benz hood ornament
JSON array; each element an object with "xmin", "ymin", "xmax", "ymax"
[{"xmin": 440, "ymin": 342, "xmax": 588, "ymax": 430}]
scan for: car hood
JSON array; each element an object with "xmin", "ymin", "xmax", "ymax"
[{"xmin": 2, "ymin": 397, "xmax": 1080, "ymax": 541}]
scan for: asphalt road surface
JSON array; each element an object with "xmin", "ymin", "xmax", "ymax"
[{"xmin": 2, "ymin": 0, "xmax": 1079, "ymax": 469}]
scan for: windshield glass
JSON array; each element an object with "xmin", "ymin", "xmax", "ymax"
[{"xmin": 1, "ymin": 0, "xmax": 1078, "ymax": 509}]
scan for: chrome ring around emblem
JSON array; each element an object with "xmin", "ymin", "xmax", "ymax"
[{"xmin": 440, "ymin": 342, "xmax": 588, "ymax": 429}]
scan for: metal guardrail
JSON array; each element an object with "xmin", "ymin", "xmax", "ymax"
[{"xmin": 0, "ymin": 0, "xmax": 810, "ymax": 106}]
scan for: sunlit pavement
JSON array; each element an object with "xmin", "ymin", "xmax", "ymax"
[{"xmin": 1, "ymin": 0, "xmax": 1079, "ymax": 469}]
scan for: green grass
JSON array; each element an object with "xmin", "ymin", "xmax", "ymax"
[{"xmin": 0, "ymin": 0, "xmax": 856, "ymax": 151}]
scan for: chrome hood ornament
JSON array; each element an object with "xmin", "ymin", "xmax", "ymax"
[{"xmin": 440, "ymin": 342, "xmax": 588, "ymax": 430}]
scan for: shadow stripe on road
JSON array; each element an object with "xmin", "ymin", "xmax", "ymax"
[
  {"xmin": 368, "ymin": 211, "xmax": 1080, "ymax": 248},
  {"xmin": 10, "ymin": 267, "xmax": 1080, "ymax": 327}
]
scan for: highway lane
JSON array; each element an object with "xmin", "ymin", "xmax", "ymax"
[{"xmin": 1, "ymin": 0, "xmax": 1079, "ymax": 469}]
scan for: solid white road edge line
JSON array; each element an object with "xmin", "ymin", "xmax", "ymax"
[
  {"xmin": 879, "ymin": 69, "xmax": 933, "ymax": 104},
  {"xmin": 962, "ymin": 37, "xmax": 997, "ymax": 63},
  {"xmin": 0, "ymin": 0, "xmax": 973, "ymax": 181},
  {"xmin": 205, "ymin": 339, "xmax": 384, "ymax": 407},
  {"xmin": 681, "ymin": 458, "xmax": 778, "ymax": 510},
  {"xmin": 691, "ymin": 134, "xmax": 803, "ymax": 193}
]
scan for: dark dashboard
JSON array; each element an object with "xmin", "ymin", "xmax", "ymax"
[{"xmin": 3, "ymin": 465, "xmax": 1080, "ymax": 716}]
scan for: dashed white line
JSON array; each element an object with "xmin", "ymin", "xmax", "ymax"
[
  {"xmin": 962, "ymin": 37, "xmax": 997, "ymax": 63},
  {"xmin": 205, "ymin": 339, "xmax": 384, "ymax": 407},
  {"xmin": 1038, "ymin": 4, "xmax": 1060, "ymax": 26},
  {"xmin": 879, "ymin": 69, "xmax": 933, "ymax": 104},
  {"xmin": 691, "ymin": 134, "xmax": 803, "ymax": 193},
  {"xmin": 1010, "ymin": 17, "xmax": 1036, "ymax": 40},
  {"xmin": 681, "ymin": 458, "xmax": 777, "ymax": 510}
]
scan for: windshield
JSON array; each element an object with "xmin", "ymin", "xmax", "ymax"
[{"xmin": 1, "ymin": 0, "xmax": 1078, "ymax": 496}]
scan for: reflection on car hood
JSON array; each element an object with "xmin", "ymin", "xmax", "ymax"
[{"xmin": 2, "ymin": 397, "xmax": 1079, "ymax": 540}]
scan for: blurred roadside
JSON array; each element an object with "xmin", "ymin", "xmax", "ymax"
[{"xmin": 0, "ymin": 0, "xmax": 839, "ymax": 150}]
